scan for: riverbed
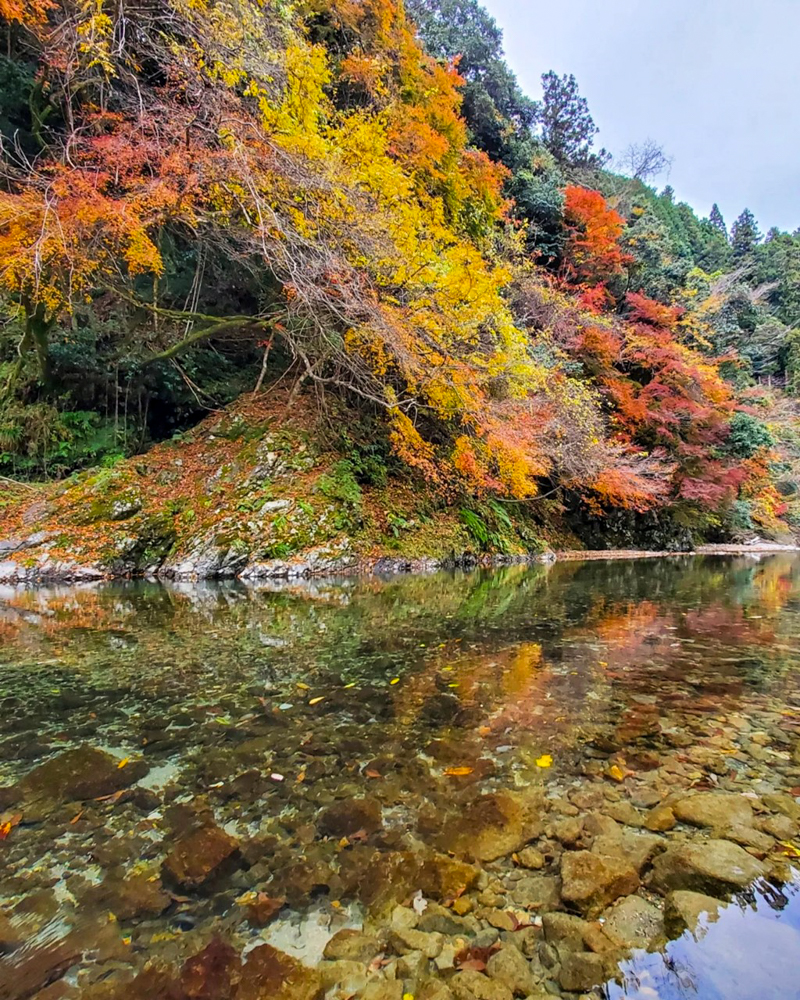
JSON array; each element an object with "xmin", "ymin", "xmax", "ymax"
[{"xmin": 1, "ymin": 554, "xmax": 799, "ymax": 999}]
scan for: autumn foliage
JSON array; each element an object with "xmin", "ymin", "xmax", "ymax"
[{"xmin": 0, "ymin": 0, "xmax": 783, "ymax": 535}]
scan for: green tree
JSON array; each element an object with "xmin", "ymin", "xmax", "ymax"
[
  {"xmin": 709, "ymin": 203, "xmax": 728, "ymax": 239},
  {"xmin": 731, "ymin": 208, "xmax": 762, "ymax": 260},
  {"xmin": 539, "ymin": 71, "xmax": 600, "ymax": 166}
]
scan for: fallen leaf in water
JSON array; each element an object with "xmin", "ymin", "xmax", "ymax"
[
  {"xmin": 365, "ymin": 769, "xmax": 382, "ymax": 779},
  {"xmin": 390, "ymin": 678, "xmax": 400, "ymax": 685},
  {"xmin": 0, "ymin": 813, "xmax": 22, "ymax": 839},
  {"xmin": 117, "ymin": 758, "xmax": 129, "ymax": 769},
  {"xmin": 308, "ymin": 697, "xmax": 325, "ymax": 706},
  {"xmin": 605, "ymin": 764, "xmax": 626, "ymax": 782},
  {"xmin": 444, "ymin": 766, "xmax": 474, "ymax": 777},
  {"xmin": 95, "ymin": 789, "xmax": 127, "ymax": 804},
  {"xmin": 778, "ymin": 840, "xmax": 800, "ymax": 858},
  {"xmin": 478, "ymin": 726, "xmax": 491, "ymax": 737},
  {"xmin": 535, "ymin": 754, "xmax": 553, "ymax": 768},
  {"xmin": 270, "ymin": 773, "xmax": 284, "ymax": 782},
  {"xmin": 412, "ymin": 890, "xmax": 428, "ymax": 915},
  {"xmin": 296, "ymin": 771, "xmax": 306, "ymax": 783},
  {"xmin": 344, "ymin": 682, "xmax": 357, "ymax": 689},
  {"xmin": 69, "ymin": 811, "xmax": 84, "ymax": 825}
]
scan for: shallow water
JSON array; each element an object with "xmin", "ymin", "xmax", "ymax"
[{"xmin": 1, "ymin": 555, "xmax": 800, "ymax": 999}]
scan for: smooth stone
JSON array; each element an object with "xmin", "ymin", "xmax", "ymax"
[
  {"xmin": 450, "ymin": 970, "xmax": 514, "ymax": 1000},
  {"xmin": 644, "ymin": 804, "xmax": 676, "ymax": 832},
  {"xmin": 318, "ymin": 797, "xmax": 383, "ymax": 838},
  {"xmin": 560, "ymin": 851, "xmax": 639, "ymax": 918},
  {"xmin": 389, "ymin": 927, "xmax": 443, "ymax": 959},
  {"xmin": 650, "ymin": 839, "xmax": 767, "ymax": 896},
  {"xmin": 17, "ymin": 745, "xmax": 147, "ymax": 804},
  {"xmin": 592, "ymin": 830, "xmax": 665, "ymax": 874},
  {"xmin": 508, "ymin": 875, "xmax": 561, "ymax": 911},
  {"xmin": 322, "ymin": 929, "xmax": 382, "ymax": 963},
  {"xmin": 238, "ymin": 943, "xmax": 323, "ymax": 1000},
  {"xmin": 558, "ymin": 951, "xmax": 614, "ymax": 992},
  {"xmin": 516, "ymin": 847, "xmax": 545, "ymax": 870},
  {"xmin": 485, "ymin": 944, "xmax": 539, "ymax": 996},
  {"xmin": 162, "ymin": 823, "xmax": 239, "ymax": 888},
  {"xmin": 439, "ymin": 790, "xmax": 545, "ymax": 863},
  {"xmin": 601, "ymin": 894, "xmax": 663, "ymax": 949},
  {"xmin": 713, "ymin": 823, "xmax": 774, "ymax": 853},
  {"xmin": 672, "ymin": 792, "xmax": 754, "ymax": 829}
]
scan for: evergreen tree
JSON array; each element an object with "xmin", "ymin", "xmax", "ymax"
[
  {"xmin": 731, "ymin": 208, "xmax": 762, "ymax": 260},
  {"xmin": 709, "ymin": 203, "xmax": 728, "ymax": 239},
  {"xmin": 539, "ymin": 71, "xmax": 599, "ymax": 166}
]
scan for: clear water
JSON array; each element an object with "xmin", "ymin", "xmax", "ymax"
[{"xmin": 1, "ymin": 554, "xmax": 800, "ymax": 998}]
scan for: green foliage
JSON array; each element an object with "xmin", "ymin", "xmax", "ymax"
[
  {"xmin": 731, "ymin": 208, "xmax": 761, "ymax": 260},
  {"xmin": 317, "ymin": 460, "xmax": 364, "ymax": 529},
  {"xmin": 0, "ymin": 401, "xmax": 123, "ymax": 477},
  {"xmin": 459, "ymin": 498, "xmax": 514, "ymax": 552},
  {"xmin": 724, "ymin": 412, "xmax": 774, "ymax": 458}
]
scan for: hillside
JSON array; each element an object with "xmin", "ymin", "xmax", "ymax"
[{"xmin": 2, "ymin": 0, "xmax": 800, "ymax": 575}]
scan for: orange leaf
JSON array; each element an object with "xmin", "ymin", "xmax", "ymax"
[{"xmin": 444, "ymin": 766, "xmax": 474, "ymax": 777}]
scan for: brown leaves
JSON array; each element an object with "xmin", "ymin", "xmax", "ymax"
[{"xmin": 454, "ymin": 940, "xmax": 501, "ymax": 972}]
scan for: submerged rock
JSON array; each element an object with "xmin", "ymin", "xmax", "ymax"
[
  {"xmin": 83, "ymin": 874, "xmax": 171, "ymax": 921},
  {"xmin": 485, "ymin": 944, "xmax": 540, "ymax": 996},
  {"xmin": 601, "ymin": 894, "xmax": 663, "ymax": 949},
  {"xmin": 162, "ymin": 823, "xmax": 240, "ymax": 888},
  {"xmin": 672, "ymin": 792, "xmax": 754, "ymax": 829},
  {"xmin": 450, "ymin": 970, "xmax": 514, "ymax": 1000},
  {"xmin": 560, "ymin": 851, "xmax": 639, "ymax": 918},
  {"xmin": 17, "ymin": 746, "xmax": 147, "ymax": 804},
  {"xmin": 649, "ymin": 838, "xmax": 767, "ymax": 897},
  {"xmin": 438, "ymin": 790, "xmax": 544, "ymax": 862},
  {"xmin": 663, "ymin": 889, "xmax": 724, "ymax": 938},
  {"xmin": 322, "ymin": 929, "xmax": 382, "ymax": 963},
  {"xmin": 318, "ymin": 796, "xmax": 383, "ymax": 839},
  {"xmin": 238, "ymin": 943, "xmax": 323, "ymax": 1000}
]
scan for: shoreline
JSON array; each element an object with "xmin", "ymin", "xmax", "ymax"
[{"xmin": 0, "ymin": 540, "xmax": 797, "ymax": 586}]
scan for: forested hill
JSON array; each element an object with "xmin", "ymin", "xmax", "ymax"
[{"xmin": 1, "ymin": 0, "xmax": 800, "ymax": 572}]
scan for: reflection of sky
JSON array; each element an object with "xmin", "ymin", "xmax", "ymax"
[{"xmin": 607, "ymin": 881, "xmax": 800, "ymax": 1000}]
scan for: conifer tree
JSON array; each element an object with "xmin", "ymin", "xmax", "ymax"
[{"xmin": 731, "ymin": 208, "xmax": 762, "ymax": 260}]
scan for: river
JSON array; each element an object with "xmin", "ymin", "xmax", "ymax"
[{"xmin": 1, "ymin": 555, "xmax": 799, "ymax": 999}]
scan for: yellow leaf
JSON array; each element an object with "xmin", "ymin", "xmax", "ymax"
[
  {"xmin": 117, "ymin": 758, "xmax": 129, "ymax": 769},
  {"xmin": 309, "ymin": 696, "xmax": 325, "ymax": 706},
  {"xmin": 390, "ymin": 677, "xmax": 400, "ymax": 685},
  {"xmin": 606, "ymin": 764, "xmax": 626, "ymax": 783},
  {"xmin": 444, "ymin": 766, "xmax": 473, "ymax": 776},
  {"xmin": 535, "ymin": 754, "xmax": 553, "ymax": 768},
  {"xmin": 296, "ymin": 682, "xmax": 310, "ymax": 690}
]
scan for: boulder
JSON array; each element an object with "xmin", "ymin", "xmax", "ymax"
[
  {"xmin": 601, "ymin": 895, "xmax": 663, "ymax": 949},
  {"xmin": 672, "ymin": 793, "xmax": 753, "ymax": 829},
  {"xmin": 542, "ymin": 912, "xmax": 590, "ymax": 952},
  {"xmin": 663, "ymin": 890, "xmax": 724, "ymax": 938},
  {"xmin": 650, "ymin": 839, "xmax": 767, "ymax": 897},
  {"xmin": 560, "ymin": 851, "xmax": 639, "ymax": 918},
  {"xmin": 162, "ymin": 823, "xmax": 239, "ymax": 888}
]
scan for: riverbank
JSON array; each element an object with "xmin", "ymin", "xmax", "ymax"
[{"xmin": 1, "ymin": 392, "xmax": 796, "ymax": 584}]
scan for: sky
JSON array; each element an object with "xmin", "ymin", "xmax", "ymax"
[{"xmin": 481, "ymin": 0, "xmax": 800, "ymax": 234}]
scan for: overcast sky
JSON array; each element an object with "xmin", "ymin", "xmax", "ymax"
[{"xmin": 481, "ymin": 0, "xmax": 800, "ymax": 234}]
